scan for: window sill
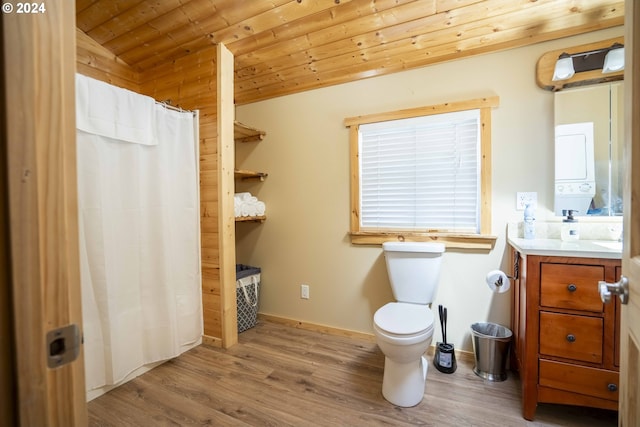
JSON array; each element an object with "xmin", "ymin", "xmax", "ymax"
[{"xmin": 349, "ymin": 231, "xmax": 497, "ymax": 251}]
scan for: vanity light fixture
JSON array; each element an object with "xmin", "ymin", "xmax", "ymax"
[
  {"xmin": 552, "ymin": 43, "xmax": 625, "ymax": 81},
  {"xmin": 602, "ymin": 43, "xmax": 625, "ymax": 73},
  {"xmin": 552, "ymin": 53, "xmax": 575, "ymax": 81}
]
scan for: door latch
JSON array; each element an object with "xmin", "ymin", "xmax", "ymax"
[{"xmin": 46, "ymin": 324, "xmax": 81, "ymax": 368}]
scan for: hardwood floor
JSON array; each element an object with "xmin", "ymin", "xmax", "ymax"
[{"xmin": 88, "ymin": 320, "xmax": 618, "ymax": 426}]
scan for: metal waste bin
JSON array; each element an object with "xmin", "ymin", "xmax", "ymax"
[{"xmin": 470, "ymin": 322, "xmax": 512, "ymax": 381}]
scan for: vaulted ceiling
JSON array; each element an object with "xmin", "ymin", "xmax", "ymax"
[{"xmin": 76, "ymin": 0, "xmax": 624, "ymax": 104}]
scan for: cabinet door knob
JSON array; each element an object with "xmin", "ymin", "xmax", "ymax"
[
  {"xmin": 608, "ymin": 383, "xmax": 618, "ymax": 392},
  {"xmin": 566, "ymin": 334, "xmax": 576, "ymax": 343},
  {"xmin": 567, "ymin": 284, "xmax": 577, "ymax": 292}
]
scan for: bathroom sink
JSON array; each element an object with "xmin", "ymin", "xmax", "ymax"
[{"xmin": 593, "ymin": 241, "xmax": 623, "ymax": 251}]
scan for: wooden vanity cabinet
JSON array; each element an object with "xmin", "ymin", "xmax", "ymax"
[{"xmin": 510, "ymin": 251, "xmax": 620, "ymax": 420}]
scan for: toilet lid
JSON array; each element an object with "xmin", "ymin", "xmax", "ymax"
[{"xmin": 374, "ymin": 302, "xmax": 434, "ymax": 335}]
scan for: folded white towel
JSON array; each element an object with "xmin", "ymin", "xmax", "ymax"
[
  {"xmin": 240, "ymin": 204, "xmax": 251, "ymax": 217},
  {"xmin": 234, "ymin": 192, "xmax": 252, "ymax": 202},
  {"xmin": 246, "ymin": 203, "xmax": 258, "ymax": 217},
  {"xmin": 234, "ymin": 192, "xmax": 266, "ymax": 218}
]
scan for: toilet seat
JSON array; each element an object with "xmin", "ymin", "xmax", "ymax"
[{"xmin": 374, "ymin": 302, "xmax": 434, "ymax": 337}]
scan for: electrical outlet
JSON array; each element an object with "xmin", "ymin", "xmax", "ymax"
[
  {"xmin": 300, "ymin": 284, "xmax": 310, "ymax": 299},
  {"xmin": 516, "ymin": 192, "xmax": 537, "ymax": 211}
]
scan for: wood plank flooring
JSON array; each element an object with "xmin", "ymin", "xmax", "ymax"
[{"xmin": 88, "ymin": 320, "xmax": 618, "ymax": 426}]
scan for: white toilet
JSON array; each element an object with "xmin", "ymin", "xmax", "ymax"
[{"xmin": 373, "ymin": 241, "xmax": 445, "ymax": 407}]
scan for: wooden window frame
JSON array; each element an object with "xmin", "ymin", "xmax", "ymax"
[{"xmin": 344, "ymin": 97, "xmax": 499, "ymax": 250}]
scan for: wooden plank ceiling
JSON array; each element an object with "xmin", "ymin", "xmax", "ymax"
[{"xmin": 76, "ymin": 0, "xmax": 623, "ymax": 105}]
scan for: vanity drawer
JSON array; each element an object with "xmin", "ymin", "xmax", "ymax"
[
  {"xmin": 540, "ymin": 263, "xmax": 604, "ymax": 312},
  {"xmin": 539, "ymin": 359, "xmax": 619, "ymax": 402},
  {"xmin": 539, "ymin": 312, "xmax": 603, "ymax": 364}
]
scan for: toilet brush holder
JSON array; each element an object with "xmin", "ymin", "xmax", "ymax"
[{"xmin": 433, "ymin": 342, "xmax": 457, "ymax": 374}]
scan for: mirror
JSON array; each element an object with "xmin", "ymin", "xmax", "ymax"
[{"xmin": 554, "ymin": 82, "xmax": 623, "ymax": 216}]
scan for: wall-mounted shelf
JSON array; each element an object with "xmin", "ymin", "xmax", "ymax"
[
  {"xmin": 234, "ymin": 122, "xmax": 267, "ymax": 226},
  {"xmin": 234, "ymin": 169, "xmax": 268, "ymax": 181},
  {"xmin": 235, "ymin": 216, "xmax": 266, "ymax": 223},
  {"xmin": 234, "ymin": 121, "xmax": 266, "ymax": 143}
]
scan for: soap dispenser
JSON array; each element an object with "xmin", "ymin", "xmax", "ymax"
[
  {"xmin": 523, "ymin": 204, "xmax": 535, "ymax": 239},
  {"xmin": 561, "ymin": 209, "xmax": 579, "ymax": 241}
]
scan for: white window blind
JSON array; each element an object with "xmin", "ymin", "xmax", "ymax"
[{"xmin": 359, "ymin": 109, "xmax": 481, "ymax": 232}]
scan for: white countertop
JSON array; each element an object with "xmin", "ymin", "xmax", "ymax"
[{"xmin": 508, "ymin": 237, "xmax": 622, "ymax": 259}]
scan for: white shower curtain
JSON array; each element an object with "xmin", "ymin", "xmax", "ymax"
[{"xmin": 75, "ymin": 74, "xmax": 202, "ymax": 392}]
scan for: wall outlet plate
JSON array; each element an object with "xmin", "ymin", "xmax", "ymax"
[
  {"xmin": 516, "ymin": 192, "xmax": 538, "ymax": 210},
  {"xmin": 300, "ymin": 284, "xmax": 310, "ymax": 299}
]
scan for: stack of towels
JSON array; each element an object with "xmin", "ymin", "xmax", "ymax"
[{"xmin": 234, "ymin": 192, "xmax": 266, "ymax": 218}]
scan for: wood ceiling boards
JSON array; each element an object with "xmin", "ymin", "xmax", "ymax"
[{"xmin": 76, "ymin": 0, "xmax": 624, "ymax": 105}]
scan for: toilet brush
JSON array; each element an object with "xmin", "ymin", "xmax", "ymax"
[{"xmin": 434, "ymin": 305, "xmax": 457, "ymax": 374}]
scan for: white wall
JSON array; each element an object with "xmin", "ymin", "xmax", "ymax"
[{"xmin": 235, "ymin": 27, "xmax": 623, "ymax": 351}]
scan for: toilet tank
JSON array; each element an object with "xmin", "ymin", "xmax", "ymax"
[{"xmin": 382, "ymin": 242, "xmax": 445, "ymax": 304}]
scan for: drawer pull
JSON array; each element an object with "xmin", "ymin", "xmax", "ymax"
[
  {"xmin": 567, "ymin": 284, "xmax": 577, "ymax": 292},
  {"xmin": 608, "ymin": 383, "xmax": 618, "ymax": 392},
  {"xmin": 566, "ymin": 334, "xmax": 576, "ymax": 343}
]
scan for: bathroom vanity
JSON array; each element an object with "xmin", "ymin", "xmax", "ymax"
[{"xmin": 508, "ymin": 237, "xmax": 621, "ymax": 421}]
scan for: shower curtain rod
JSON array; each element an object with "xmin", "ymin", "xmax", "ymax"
[{"xmin": 157, "ymin": 101, "xmax": 197, "ymax": 116}]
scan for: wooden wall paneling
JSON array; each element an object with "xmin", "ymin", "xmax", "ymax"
[
  {"xmin": 76, "ymin": 0, "xmax": 142, "ymax": 33},
  {"xmin": 139, "ymin": 45, "xmax": 217, "ymax": 109},
  {"xmin": 4, "ymin": 4, "xmax": 87, "ymax": 425},
  {"xmin": 202, "ymin": 293, "xmax": 222, "ymax": 339},
  {"xmin": 201, "ymin": 263, "xmax": 221, "ymax": 341},
  {"xmin": 131, "ymin": 46, "xmax": 217, "ymax": 85},
  {"xmin": 83, "ymin": 0, "xmax": 186, "ymax": 46},
  {"xmin": 199, "ymin": 152, "xmax": 219, "ymax": 172},
  {"xmin": 200, "ymin": 177, "xmax": 220, "ymax": 196},
  {"xmin": 200, "ymin": 121, "xmax": 218, "ymax": 139},
  {"xmin": 229, "ymin": 0, "xmax": 411, "ymax": 60},
  {"xmin": 201, "ymin": 233, "xmax": 220, "ymax": 262},
  {"xmin": 119, "ymin": 18, "xmax": 226, "ymax": 67},
  {"xmin": 211, "ymin": 0, "xmax": 357, "ymax": 49},
  {"xmin": 76, "ymin": 28, "xmax": 140, "ymax": 92},
  {"xmin": 234, "ymin": 0, "xmax": 579, "ymax": 80},
  {"xmin": 140, "ymin": 45, "xmax": 224, "ymax": 342},
  {"xmin": 479, "ymin": 106, "xmax": 492, "ymax": 235},
  {"xmin": 196, "ymin": 106, "xmax": 218, "ymax": 119},
  {"xmin": 232, "ymin": 0, "xmax": 514, "ymax": 77},
  {"xmin": 217, "ymin": 42, "xmax": 237, "ymax": 348},
  {"xmin": 140, "ymin": 62, "xmax": 217, "ymax": 98},
  {"xmin": 76, "ymin": 0, "xmax": 98, "ymax": 13},
  {"xmin": 148, "ymin": 92, "xmax": 217, "ymax": 111},
  {"xmin": 100, "ymin": 0, "xmax": 219, "ymax": 57},
  {"xmin": 127, "ymin": 0, "xmax": 292, "ymax": 70},
  {"xmin": 234, "ymin": 1, "xmax": 623, "ymax": 104},
  {"xmin": 232, "ymin": 0, "xmax": 435, "ymax": 72},
  {"xmin": 0, "ymin": 13, "xmax": 17, "ymax": 425}
]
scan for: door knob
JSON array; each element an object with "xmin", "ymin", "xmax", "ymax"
[{"xmin": 599, "ymin": 276, "xmax": 629, "ymax": 305}]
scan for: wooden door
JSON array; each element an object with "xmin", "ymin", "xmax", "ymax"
[
  {"xmin": 2, "ymin": 3, "xmax": 87, "ymax": 425},
  {"xmin": 620, "ymin": 1, "xmax": 640, "ymax": 425}
]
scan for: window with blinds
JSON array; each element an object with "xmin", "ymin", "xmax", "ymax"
[
  {"xmin": 345, "ymin": 96, "xmax": 498, "ymax": 248},
  {"xmin": 358, "ymin": 110, "xmax": 480, "ymax": 232}
]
